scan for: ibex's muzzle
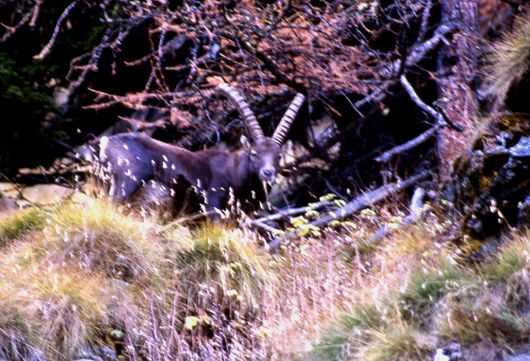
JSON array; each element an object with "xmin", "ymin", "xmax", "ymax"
[{"xmin": 260, "ymin": 167, "xmax": 275, "ymax": 182}]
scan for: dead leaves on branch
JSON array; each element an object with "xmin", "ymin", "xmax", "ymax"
[
  {"xmin": 25, "ymin": 0, "xmax": 435, "ymax": 111},
  {"xmin": 5, "ymin": 0, "xmax": 445, "ymax": 160}
]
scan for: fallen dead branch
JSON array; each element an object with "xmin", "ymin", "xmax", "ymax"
[
  {"xmin": 252, "ymin": 200, "xmax": 333, "ymax": 225},
  {"xmin": 250, "ymin": 200, "xmax": 333, "ymax": 236},
  {"xmin": 365, "ymin": 187, "xmax": 429, "ymax": 247},
  {"xmin": 260, "ymin": 170, "xmax": 432, "ymax": 251},
  {"xmin": 309, "ymin": 171, "xmax": 431, "ymax": 228}
]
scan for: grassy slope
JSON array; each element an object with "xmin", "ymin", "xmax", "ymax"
[
  {"xmin": 0, "ymin": 198, "xmax": 271, "ymax": 360},
  {"xmin": 1, "ymin": 196, "xmax": 530, "ymax": 360},
  {"xmin": 305, "ymin": 226, "xmax": 530, "ymax": 361}
]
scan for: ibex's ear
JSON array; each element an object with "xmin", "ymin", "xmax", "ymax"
[{"xmin": 240, "ymin": 135, "xmax": 251, "ymax": 150}]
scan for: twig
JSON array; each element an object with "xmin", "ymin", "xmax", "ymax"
[
  {"xmin": 400, "ymin": 74, "xmax": 444, "ymax": 123},
  {"xmin": 236, "ymin": 34, "xmax": 304, "ymax": 93},
  {"xmin": 417, "ymin": 0, "xmax": 434, "ymax": 43},
  {"xmin": 83, "ymin": 88, "xmax": 215, "ymax": 110},
  {"xmin": 0, "ymin": 0, "xmax": 44, "ymax": 42}
]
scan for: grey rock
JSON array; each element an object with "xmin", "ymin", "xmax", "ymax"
[
  {"xmin": 98, "ymin": 345, "xmax": 118, "ymax": 361},
  {"xmin": 509, "ymin": 136, "xmax": 530, "ymax": 158},
  {"xmin": 433, "ymin": 343, "xmax": 461, "ymax": 361},
  {"xmin": 505, "ymin": 353, "xmax": 530, "ymax": 361}
]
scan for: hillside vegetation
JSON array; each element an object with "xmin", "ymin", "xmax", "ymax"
[
  {"xmin": 1, "ymin": 192, "xmax": 530, "ymax": 360},
  {"xmin": 2, "ymin": 2, "xmax": 530, "ymax": 360}
]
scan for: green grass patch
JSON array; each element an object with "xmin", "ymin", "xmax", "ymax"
[
  {"xmin": 306, "ymin": 305, "xmax": 383, "ymax": 361},
  {"xmin": 0, "ymin": 207, "xmax": 47, "ymax": 246},
  {"xmin": 399, "ymin": 261, "xmax": 464, "ymax": 325}
]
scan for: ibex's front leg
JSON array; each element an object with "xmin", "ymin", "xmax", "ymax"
[{"xmin": 203, "ymin": 190, "xmax": 229, "ymax": 221}]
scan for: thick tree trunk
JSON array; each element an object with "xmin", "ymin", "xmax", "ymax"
[{"xmin": 437, "ymin": 0, "xmax": 480, "ymax": 177}]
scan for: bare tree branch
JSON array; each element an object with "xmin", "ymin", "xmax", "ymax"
[
  {"xmin": 374, "ymin": 127, "xmax": 439, "ymax": 163},
  {"xmin": 34, "ymin": 0, "xmax": 80, "ymax": 60},
  {"xmin": 374, "ymin": 75, "xmax": 465, "ymax": 163}
]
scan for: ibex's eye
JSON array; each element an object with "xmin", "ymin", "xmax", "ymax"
[
  {"xmin": 277, "ymin": 155, "xmax": 282, "ymax": 161},
  {"xmin": 251, "ymin": 150, "xmax": 258, "ymax": 158}
]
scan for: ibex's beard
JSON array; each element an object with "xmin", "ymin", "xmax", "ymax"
[
  {"xmin": 262, "ymin": 180, "xmax": 270, "ymax": 200},
  {"xmin": 261, "ymin": 178, "xmax": 274, "ymax": 187},
  {"xmin": 259, "ymin": 175, "xmax": 276, "ymax": 187}
]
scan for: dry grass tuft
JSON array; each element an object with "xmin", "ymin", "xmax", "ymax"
[
  {"xmin": 434, "ymin": 231, "xmax": 530, "ymax": 348},
  {"xmin": 0, "ymin": 293, "xmax": 34, "ymax": 360},
  {"xmin": 0, "ymin": 199, "xmax": 149, "ymax": 360},
  {"xmin": 171, "ymin": 224, "xmax": 270, "ymax": 307},
  {"xmin": 484, "ymin": 15, "xmax": 530, "ymax": 103},
  {"xmin": 128, "ymin": 223, "xmax": 275, "ymax": 360}
]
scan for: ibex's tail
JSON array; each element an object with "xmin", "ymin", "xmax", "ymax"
[{"xmin": 75, "ymin": 138, "xmax": 101, "ymax": 162}]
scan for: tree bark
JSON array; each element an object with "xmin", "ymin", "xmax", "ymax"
[{"xmin": 437, "ymin": 0, "xmax": 480, "ymax": 177}]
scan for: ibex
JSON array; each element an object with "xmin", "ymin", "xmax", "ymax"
[{"xmin": 87, "ymin": 84, "xmax": 305, "ymax": 219}]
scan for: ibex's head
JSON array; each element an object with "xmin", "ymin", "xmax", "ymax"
[
  {"xmin": 218, "ymin": 83, "xmax": 305, "ymax": 184},
  {"xmin": 241, "ymin": 136, "xmax": 282, "ymax": 183}
]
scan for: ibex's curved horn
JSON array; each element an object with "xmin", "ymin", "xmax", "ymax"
[
  {"xmin": 272, "ymin": 93, "xmax": 305, "ymax": 146},
  {"xmin": 217, "ymin": 83, "xmax": 264, "ymax": 142}
]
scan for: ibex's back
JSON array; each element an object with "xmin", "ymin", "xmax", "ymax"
[{"xmin": 89, "ymin": 84, "xmax": 305, "ymax": 219}]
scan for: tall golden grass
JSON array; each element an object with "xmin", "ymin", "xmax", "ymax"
[{"xmin": 1, "ymin": 188, "xmax": 530, "ymax": 360}]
